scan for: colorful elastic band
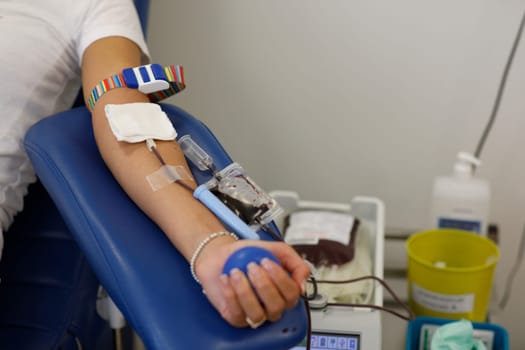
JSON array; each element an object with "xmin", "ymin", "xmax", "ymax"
[{"xmin": 87, "ymin": 64, "xmax": 185, "ymax": 111}]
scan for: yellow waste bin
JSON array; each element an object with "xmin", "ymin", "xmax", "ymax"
[{"xmin": 406, "ymin": 229, "xmax": 499, "ymax": 321}]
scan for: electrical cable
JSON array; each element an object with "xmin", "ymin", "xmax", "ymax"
[
  {"xmin": 471, "ymin": 5, "xmax": 525, "ymax": 311},
  {"xmin": 499, "ymin": 219, "xmax": 525, "ymax": 309},
  {"xmin": 303, "ymin": 296, "xmax": 313, "ymax": 350},
  {"xmin": 307, "ymin": 275, "xmax": 416, "ymax": 322},
  {"xmin": 474, "ymin": 5, "xmax": 525, "ymax": 159}
]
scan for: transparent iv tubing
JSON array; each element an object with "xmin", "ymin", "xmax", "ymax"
[{"xmin": 147, "ymin": 139, "xmax": 194, "ymax": 192}]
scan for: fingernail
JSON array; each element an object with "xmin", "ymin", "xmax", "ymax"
[
  {"xmin": 247, "ymin": 262, "xmax": 260, "ymax": 278},
  {"xmin": 260, "ymin": 258, "xmax": 274, "ymax": 271},
  {"xmin": 246, "ymin": 316, "xmax": 267, "ymax": 329},
  {"xmin": 301, "ymin": 281, "xmax": 307, "ymax": 295},
  {"xmin": 220, "ymin": 274, "xmax": 229, "ymax": 287},
  {"xmin": 230, "ymin": 268, "xmax": 243, "ymax": 283}
]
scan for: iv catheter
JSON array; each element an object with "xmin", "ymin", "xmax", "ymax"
[
  {"xmin": 178, "ymin": 135, "xmax": 285, "ymax": 270},
  {"xmin": 179, "ymin": 135, "xmax": 281, "ymax": 241}
]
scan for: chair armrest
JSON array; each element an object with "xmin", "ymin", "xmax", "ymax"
[{"xmin": 24, "ymin": 103, "xmax": 308, "ymax": 350}]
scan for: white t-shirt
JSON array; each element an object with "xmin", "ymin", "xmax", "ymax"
[{"xmin": 0, "ymin": 0, "xmax": 150, "ymax": 257}]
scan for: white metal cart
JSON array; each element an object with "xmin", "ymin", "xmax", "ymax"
[{"xmin": 271, "ymin": 191, "xmax": 385, "ymax": 350}]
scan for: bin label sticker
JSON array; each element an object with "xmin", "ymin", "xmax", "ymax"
[{"xmin": 411, "ymin": 283, "xmax": 474, "ymax": 314}]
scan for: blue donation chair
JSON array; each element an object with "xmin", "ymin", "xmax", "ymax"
[{"xmin": 23, "ymin": 103, "xmax": 308, "ymax": 350}]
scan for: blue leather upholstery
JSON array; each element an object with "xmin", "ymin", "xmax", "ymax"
[
  {"xmin": 24, "ymin": 103, "xmax": 308, "ymax": 350},
  {"xmin": 0, "ymin": 182, "xmax": 113, "ymax": 350}
]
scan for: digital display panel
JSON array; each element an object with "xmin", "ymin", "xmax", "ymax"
[{"xmin": 290, "ymin": 331, "xmax": 360, "ymax": 350}]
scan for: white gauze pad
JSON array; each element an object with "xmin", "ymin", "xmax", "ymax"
[{"xmin": 104, "ymin": 102, "xmax": 177, "ymax": 143}]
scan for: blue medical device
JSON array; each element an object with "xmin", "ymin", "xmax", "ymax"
[{"xmin": 193, "ymin": 184, "xmax": 261, "ymax": 240}]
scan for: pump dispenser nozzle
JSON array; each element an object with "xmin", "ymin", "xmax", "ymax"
[{"xmin": 454, "ymin": 152, "xmax": 481, "ymax": 180}]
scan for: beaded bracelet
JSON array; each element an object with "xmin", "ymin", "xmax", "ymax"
[{"xmin": 190, "ymin": 231, "xmax": 239, "ymax": 284}]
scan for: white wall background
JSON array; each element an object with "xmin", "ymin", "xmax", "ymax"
[{"xmin": 147, "ymin": 1, "xmax": 525, "ymax": 348}]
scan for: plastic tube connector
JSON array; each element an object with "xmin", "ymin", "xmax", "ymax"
[{"xmin": 179, "ymin": 135, "xmax": 214, "ymax": 171}]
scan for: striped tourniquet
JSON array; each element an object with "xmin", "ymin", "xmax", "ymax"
[{"xmin": 87, "ymin": 64, "xmax": 185, "ymax": 110}]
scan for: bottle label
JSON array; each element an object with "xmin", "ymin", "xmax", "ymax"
[
  {"xmin": 438, "ymin": 217, "xmax": 481, "ymax": 234},
  {"xmin": 411, "ymin": 283, "xmax": 475, "ymax": 314}
]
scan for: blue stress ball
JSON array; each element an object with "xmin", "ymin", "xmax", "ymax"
[{"xmin": 223, "ymin": 246, "xmax": 281, "ymax": 275}]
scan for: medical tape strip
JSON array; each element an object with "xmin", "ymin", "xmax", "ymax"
[{"xmin": 146, "ymin": 165, "xmax": 193, "ymax": 191}]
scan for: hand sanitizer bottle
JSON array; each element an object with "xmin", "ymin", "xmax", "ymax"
[{"xmin": 430, "ymin": 152, "xmax": 490, "ymax": 235}]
